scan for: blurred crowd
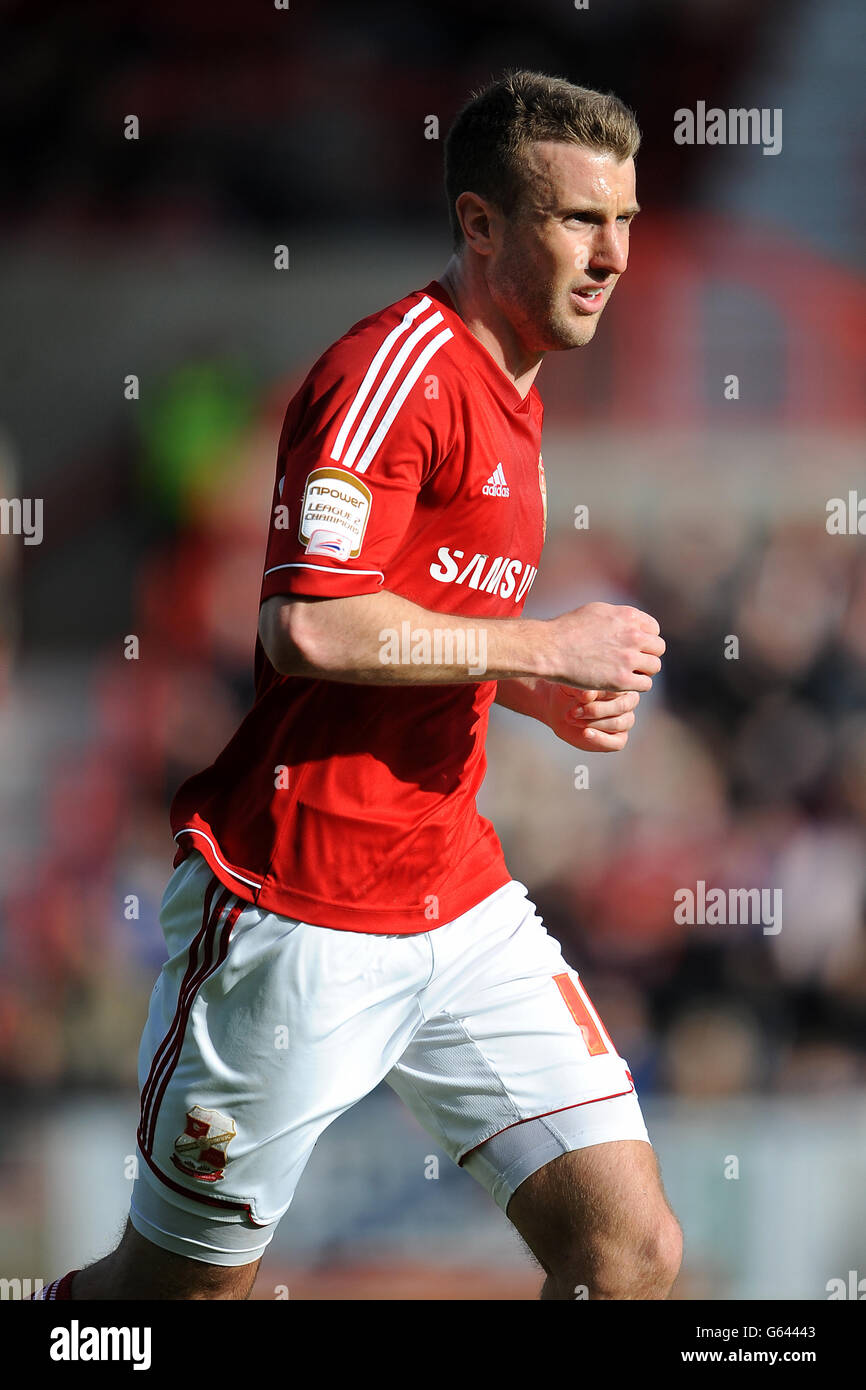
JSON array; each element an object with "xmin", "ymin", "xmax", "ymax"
[{"xmin": 0, "ymin": 0, "xmax": 790, "ymax": 240}]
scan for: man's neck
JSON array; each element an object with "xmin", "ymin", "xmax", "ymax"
[{"xmin": 437, "ymin": 255, "xmax": 544, "ymax": 402}]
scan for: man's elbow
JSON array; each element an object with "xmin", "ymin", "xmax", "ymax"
[{"xmin": 258, "ymin": 596, "xmax": 327, "ymax": 676}]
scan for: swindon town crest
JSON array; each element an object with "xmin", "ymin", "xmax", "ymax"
[{"xmin": 172, "ymin": 1105, "xmax": 236, "ymax": 1182}]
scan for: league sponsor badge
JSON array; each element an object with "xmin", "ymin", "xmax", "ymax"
[
  {"xmin": 299, "ymin": 466, "xmax": 372, "ymax": 560},
  {"xmin": 172, "ymin": 1105, "xmax": 236, "ymax": 1182}
]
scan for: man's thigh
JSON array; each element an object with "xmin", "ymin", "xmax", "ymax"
[
  {"xmin": 132, "ymin": 850, "xmax": 433, "ymax": 1263},
  {"xmin": 505, "ymin": 1139, "xmax": 683, "ymax": 1299},
  {"xmin": 385, "ymin": 879, "xmax": 651, "ymax": 1215},
  {"xmin": 506, "ymin": 1138, "xmax": 671, "ymax": 1270}
]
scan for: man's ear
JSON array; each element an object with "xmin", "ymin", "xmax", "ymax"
[{"xmin": 456, "ymin": 192, "xmax": 495, "ymax": 253}]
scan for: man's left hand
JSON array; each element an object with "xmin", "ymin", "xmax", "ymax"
[{"xmin": 540, "ymin": 684, "xmax": 640, "ymax": 752}]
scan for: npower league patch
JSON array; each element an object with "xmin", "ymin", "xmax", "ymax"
[{"xmin": 299, "ymin": 466, "xmax": 372, "ymax": 561}]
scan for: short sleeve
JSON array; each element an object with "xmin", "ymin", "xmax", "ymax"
[{"xmin": 260, "ymin": 328, "xmax": 453, "ymax": 603}]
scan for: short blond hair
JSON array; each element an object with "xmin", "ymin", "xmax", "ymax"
[{"xmin": 444, "ymin": 69, "xmax": 641, "ymax": 249}]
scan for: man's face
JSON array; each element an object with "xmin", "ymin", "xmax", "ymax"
[{"xmin": 486, "ymin": 141, "xmax": 639, "ymax": 351}]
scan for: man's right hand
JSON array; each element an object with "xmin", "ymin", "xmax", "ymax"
[{"xmin": 546, "ymin": 601, "xmax": 665, "ymax": 692}]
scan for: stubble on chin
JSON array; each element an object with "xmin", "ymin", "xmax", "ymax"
[
  {"xmin": 495, "ymin": 262, "xmax": 599, "ymax": 352},
  {"xmin": 546, "ymin": 291, "xmax": 600, "ymax": 350}
]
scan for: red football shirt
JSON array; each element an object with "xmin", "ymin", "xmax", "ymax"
[{"xmin": 170, "ymin": 279, "xmax": 547, "ymax": 932}]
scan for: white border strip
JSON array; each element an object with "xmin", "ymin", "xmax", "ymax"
[
  {"xmin": 263, "ymin": 561, "xmax": 385, "ymax": 580},
  {"xmin": 173, "ymin": 828, "xmax": 264, "ymax": 891}
]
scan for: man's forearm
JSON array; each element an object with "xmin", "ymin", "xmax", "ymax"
[
  {"xmin": 260, "ymin": 589, "xmax": 664, "ymax": 694},
  {"xmin": 259, "ymin": 590, "xmax": 553, "ymax": 685}
]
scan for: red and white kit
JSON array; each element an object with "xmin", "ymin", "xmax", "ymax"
[
  {"xmin": 131, "ymin": 281, "xmax": 649, "ymax": 1264},
  {"xmin": 170, "ymin": 279, "xmax": 547, "ymax": 934}
]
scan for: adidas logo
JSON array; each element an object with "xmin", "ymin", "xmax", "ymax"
[{"xmin": 482, "ymin": 463, "xmax": 510, "ymax": 498}]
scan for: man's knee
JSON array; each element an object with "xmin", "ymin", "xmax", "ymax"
[{"xmin": 568, "ymin": 1206, "xmax": 683, "ymax": 1300}]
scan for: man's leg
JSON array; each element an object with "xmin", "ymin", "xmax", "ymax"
[
  {"xmin": 385, "ymin": 882, "xmax": 682, "ymax": 1300},
  {"xmin": 55, "ymin": 851, "xmax": 434, "ymax": 1301},
  {"xmin": 70, "ymin": 1221, "xmax": 261, "ymax": 1301},
  {"xmin": 505, "ymin": 1139, "xmax": 682, "ymax": 1300}
]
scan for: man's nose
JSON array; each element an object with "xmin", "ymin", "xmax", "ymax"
[{"xmin": 589, "ymin": 225, "xmax": 629, "ymax": 276}]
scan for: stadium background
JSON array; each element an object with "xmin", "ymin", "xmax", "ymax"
[{"xmin": 1, "ymin": 0, "xmax": 864, "ymax": 1300}]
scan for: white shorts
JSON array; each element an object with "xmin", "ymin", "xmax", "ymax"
[{"xmin": 130, "ymin": 851, "xmax": 649, "ymax": 1266}]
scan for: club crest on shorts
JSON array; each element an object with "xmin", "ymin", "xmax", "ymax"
[{"xmin": 171, "ymin": 1105, "xmax": 236, "ymax": 1182}]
